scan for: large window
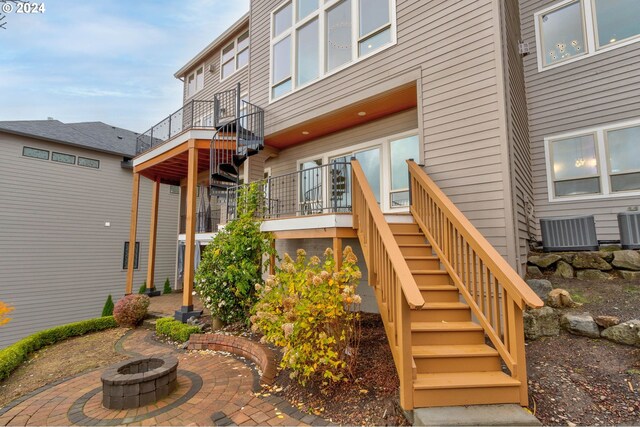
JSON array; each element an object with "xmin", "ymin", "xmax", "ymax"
[
  {"xmin": 123, "ymin": 241, "xmax": 140, "ymax": 270},
  {"xmin": 187, "ymin": 66, "xmax": 204, "ymax": 97},
  {"xmin": 220, "ymin": 31, "xmax": 250, "ymax": 81},
  {"xmin": 535, "ymin": 0, "xmax": 640, "ymax": 71},
  {"xmin": 270, "ymin": 0, "xmax": 396, "ymax": 100},
  {"xmin": 545, "ymin": 120, "xmax": 640, "ymax": 200}
]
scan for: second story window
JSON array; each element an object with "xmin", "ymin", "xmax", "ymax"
[
  {"xmin": 221, "ymin": 31, "xmax": 250, "ymax": 81},
  {"xmin": 535, "ymin": 0, "xmax": 640, "ymax": 71},
  {"xmin": 187, "ymin": 66, "xmax": 204, "ymax": 98},
  {"xmin": 270, "ymin": 0, "xmax": 396, "ymax": 100}
]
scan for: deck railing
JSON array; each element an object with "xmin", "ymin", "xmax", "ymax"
[
  {"xmin": 351, "ymin": 159, "xmax": 425, "ymax": 410},
  {"xmin": 225, "ymin": 161, "xmax": 352, "ymax": 221},
  {"xmin": 407, "ymin": 160, "xmax": 543, "ymax": 405},
  {"xmin": 179, "ymin": 208, "xmax": 221, "ymax": 234},
  {"xmin": 136, "ymin": 100, "xmax": 217, "ymax": 154}
]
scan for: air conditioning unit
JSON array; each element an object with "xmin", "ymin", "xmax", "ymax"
[
  {"xmin": 540, "ymin": 215, "xmax": 598, "ymax": 252},
  {"xmin": 618, "ymin": 211, "xmax": 640, "ymax": 249}
]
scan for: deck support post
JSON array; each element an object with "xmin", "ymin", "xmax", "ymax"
[
  {"xmin": 269, "ymin": 240, "xmax": 276, "ymax": 276},
  {"xmin": 145, "ymin": 178, "xmax": 161, "ymax": 297},
  {"xmin": 125, "ymin": 173, "xmax": 140, "ymax": 295},
  {"xmin": 333, "ymin": 237, "xmax": 342, "ymax": 271},
  {"xmin": 175, "ymin": 141, "xmax": 203, "ymax": 322}
]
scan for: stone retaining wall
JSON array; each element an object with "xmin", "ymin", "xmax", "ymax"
[{"xmin": 527, "ymin": 249, "xmax": 640, "ymax": 280}]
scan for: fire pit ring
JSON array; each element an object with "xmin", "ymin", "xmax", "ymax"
[{"xmin": 100, "ymin": 355, "xmax": 178, "ymax": 410}]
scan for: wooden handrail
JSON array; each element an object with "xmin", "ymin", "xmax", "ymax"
[
  {"xmin": 407, "ymin": 160, "xmax": 543, "ymax": 406},
  {"xmin": 351, "ymin": 159, "xmax": 424, "ymax": 410}
]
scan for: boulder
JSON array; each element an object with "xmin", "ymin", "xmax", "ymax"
[
  {"xmin": 560, "ymin": 253, "xmax": 576, "ymax": 264},
  {"xmin": 595, "ymin": 315, "xmax": 621, "ymax": 328},
  {"xmin": 601, "ymin": 320, "xmax": 640, "ymax": 347},
  {"xmin": 572, "ymin": 253, "xmax": 612, "ymax": 271},
  {"xmin": 524, "ymin": 307, "xmax": 560, "ymax": 340},
  {"xmin": 527, "ymin": 265, "xmax": 543, "ymax": 277},
  {"xmin": 560, "ymin": 313, "xmax": 600, "ymax": 338},
  {"xmin": 612, "ymin": 250, "xmax": 640, "ymax": 271},
  {"xmin": 553, "ymin": 260, "xmax": 575, "ymax": 279},
  {"xmin": 576, "ymin": 269, "xmax": 613, "ymax": 281},
  {"xmin": 547, "ymin": 288, "xmax": 581, "ymax": 308},
  {"xmin": 620, "ymin": 270, "xmax": 640, "ymax": 280},
  {"xmin": 595, "ymin": 251, "xmax": 614, "ymax": 263},
  {"xmin": 528, "ymin": 254, "xmax": 562, "ymax": 268},
  {"xmin": 526, "ymin": 279, "xmax": 553, "ymax": 300}
]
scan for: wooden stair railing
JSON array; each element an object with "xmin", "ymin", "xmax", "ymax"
[
  {"xmin": 407, "ymin": 160, "xmax": 544, "ymax": 406},
  {"xmin": 351, "ymin": 159, "xmax": 425, "ymax": 410}
]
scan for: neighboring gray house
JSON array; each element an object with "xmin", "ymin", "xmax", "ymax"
[{"xmin": 0, "ymin": 120, "xmax": 179, "ymax": 348}]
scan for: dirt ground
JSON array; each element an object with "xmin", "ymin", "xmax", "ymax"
[
  {"xmin": 526, "ymin": 275, "xmax": 640, "ymax": 425},
  {"xmin": 0, "ymin": 328, "xmax": 128, "ymax": 408}
]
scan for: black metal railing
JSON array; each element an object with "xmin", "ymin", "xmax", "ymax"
[
  {"xmin": 136, "ymin": 100, "xmax": 217, "ymax": 154},
  {"xmin": 225, "ymin": 162, "xmax": 352, "ymax": 222},
  {"xmin": 178, "ymin": 207, "xmax": 222, "ymax": 234}
]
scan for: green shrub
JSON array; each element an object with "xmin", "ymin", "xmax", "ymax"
[
  {"xmin": 0, "ymin": 316, "xmax": 117, "ymax": 381},
  {"xmin": 195, "ymin": 183, "xmax": 275, "ymax": 324},
  {"xmin": 163, "ymin": 278, "xmax": 172, "ymax": 294},
  {"xmin": 101, "ymin": 295, "xmax": 114, "ymax": 317},
  {"xmin": 113, "ymin": 294, "xmax": 150, "ymax": 327},
  {"xmin": 251, "ymin": 247, "xmax": 362, "ymax": 387},
  {"xmin": 138, "ymin": 281, "xmax": 147, "ymax": 294},
  {"xmin": 155, "ymin": 317, "xmax": 200, "ymax": 343}
]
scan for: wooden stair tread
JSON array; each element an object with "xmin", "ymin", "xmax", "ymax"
[
  {"xmin": 417, "ymin": 284, "xmax": 457, "ymax": 290},
  {"xmin": 419, "ymin": 302, "xmax": 469, "ymax": 310},
  {"xmin": 411, "ymin": 321, "xmax": 483, "ymax": 332},
  {"xmin": 412, "ymin": 344, "xmax": 499, "ymax": 358},
  {"xmin": 398, "ymin": 243, "xmax": 431, "ymax": 247},
  {"xmin": 392, "ymin": 232, "xmax": 423, "ymax": 236},
  {"xmin": 414, "ymin": 371, "xmax": 520, "ymax": 389},
  {"xmin": 411, "ymin": 270, "xmax": 448, "ymax": 275},
  {"xmin": 404, "ymin": 256, "xmax": 439, "ymax": 260}
]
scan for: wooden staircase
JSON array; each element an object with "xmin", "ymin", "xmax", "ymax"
[{"xmin": 390, "ymin": 221, "xmax": 521, "ymax": 407}]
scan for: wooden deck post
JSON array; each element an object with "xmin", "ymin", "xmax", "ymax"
[
  {"xmin": 125, "ymin": 173, "xmax": 140, "ymax": 295},
  {"xmin": 175, "ymin": 142, "xmax": 203, "ymax": 322},
  {"xmin": 145, "ymin": 178, "xmax": 161, "ymax": 297},
  {"xmin": 333, "ymin": 237, "xmax": 342, "ymax": 271},
  {"xmin": 269, "ymin": 240, "xmax": 276, "ymax": 275}
]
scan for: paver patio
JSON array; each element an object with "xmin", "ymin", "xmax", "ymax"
[{"xmin": 0, "ymin": 328, "xmax": 326, "ymax": 426}]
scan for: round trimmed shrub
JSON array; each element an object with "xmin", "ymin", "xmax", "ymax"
[{"xmin": 113, "ymin": 294, "xmax": 150, "ymax": 327}]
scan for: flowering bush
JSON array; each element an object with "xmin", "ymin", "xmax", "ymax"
[
  {"xmin": 251, "ymin": 247, "xmax": 362, "ymax": 387},
  {"xmin": 195, "ymin": 183, "xmax": 275, "ymax": 324},
  {"xmin": 0, "ymin": 301, "xmax": 13, "ymax": 327},
  {"xmin": 113, "ymin": 294, "xmax": 150, "ymax": 327}
]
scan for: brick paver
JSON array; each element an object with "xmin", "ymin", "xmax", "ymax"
[{"xmin": 0, "ymin": 329, "xmax": 325, "ymax": 426}]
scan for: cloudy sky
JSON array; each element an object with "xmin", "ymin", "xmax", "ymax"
[{"xmin": 0, "ymin": 0, "xmax": 249, "ymax": 132}]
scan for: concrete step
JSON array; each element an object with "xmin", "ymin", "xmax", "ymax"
[{"xmin": 412, "ymin": 404, "xmax": 540, "ymax": 426}]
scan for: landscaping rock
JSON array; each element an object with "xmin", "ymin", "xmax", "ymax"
[
  {"xmin": 601, "ymin": 320, "xmax": 640, "ymax": 347},
  {"xmin": 547, "ymin": 288, "xmax": 581, "ymax": 308},
  {"xmin": 595, "ymin": 315, "xmax": 621, "ymax": 328},
  {"xmin": 620, "ymin": 270, "xmax": 640, "ymax": 280},
  {"xmin": 572, "ymin": 253, "xmax": 612, "ymax": 271},
  {"xmin": 595, "ymin": 251, "xmax": 614, "ymax": 263},
  {"xmin": 576, "ymin": 269, "xmax": 612, "ymax": 281},
  {"xmin": 612, "ymin": 250, "xmax": 640, "ymax": 271},
  {"xmin": 527, "ymin": 265, "xmax": 543, "ymax": 277},
  {"xmin": 560, "ymin": 253, "xmax": 576, "ymax": 264},
  {"xmin": 553, "ymin": 260, "xmax": 575, "ymax": 279},
  {"xmin": 560, "ymin": 313, "xmax": 600, "ymax": 338},
  {"xmin": 528, "ymin": 254, "xmax": 562, "ymax": 269},
  {"xmin": 526, "ymin": 279, "xmax": 553, "ymax": 300},
  {"xmin": 524, "ymin": 306, "xmax": 560, "ymax": 340}
]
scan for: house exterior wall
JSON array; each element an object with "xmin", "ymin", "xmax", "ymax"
[
  {"xmin": 0, "ymin": 133, "xmax": 179, "ymax": 348},
  {"xmin": 520, "ymin": 0, "xmax": 640, "ymax": 240},
  {"xmin": 250, "ymin": 0, "xmax": 518, "ymax": 263}
]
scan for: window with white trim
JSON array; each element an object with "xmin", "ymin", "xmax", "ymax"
[
  {"xmin": 221, "ymin": 31, "xmax": 250, "ymax": 81},
  {"xmin": 270, "ymin": 0, "xmax": 395, "ymax": 100},
  {"xmin": 535, "ymin": 0, "xmax": 640, "ymax": 71},
  {"xmin": 545, "ymin": 120, "xmax": 640, "ymax": 200},
  {"xmin": 186, "ymin": 66, "xmax": 204, "ymax": 97}
]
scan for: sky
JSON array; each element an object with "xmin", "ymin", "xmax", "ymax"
[{"xmin": 0, "ymin": 0, "xmax": 250, "ymax": 132}]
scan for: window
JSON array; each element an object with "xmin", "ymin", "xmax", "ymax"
[
  {"xmin": 78, "ymin": 157, "xmax": 100, "ymax": 169},
  {"xmin": 169, "ymin": 185, "xmax": 180, "ymax": 194},
  {"xmin": 52, "ymin": 152, "xmax": 76, "ymax": 165},
  {"xmin": 389, "ymin": 135, "xmax": 419, "ymax": 207},
  {"xmin": 221, "ymin": 30, "xmax": 250, "ymax": 80},
  {"xmin": 270, "ymin": 0, "xmax": 395, "ymax": 100},
  {"xmin": 123, "ymin": 241, "xmax": 140, "ymax": 270},
  {"xmin": 186, "ymin": 66, "xmax": 204, "ymax": 97},
  {"xmin": 22, "ymin": 146, "xmax": 49, "ymax": 160},
  {"xmin": 535, "ymin": 0, "xmax": 640, "ymax": 71},
  {"xmin": 545, "ymin": 119, "xmax": 640, "ymax": 200}
]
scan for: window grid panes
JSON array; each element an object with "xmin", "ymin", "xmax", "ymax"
[
  {"xmin": 271, "ymin": 0, "xmax": 394, "ymax": 99},
  {"xmin": 606, "ymin": 125, "xmax": 640, "ymax": 192},
  {"xmin": 539, "ymin": 0, "xmax": 585, "ymax": 66},
  {"xmin": 593, "ymin": 0, "xmax": 640, "ymax": 48},
  {"xmin": 187, "ymin": 66, "xmax": 204, "ymax": 97},
  {"xmin": 78, "ymin": 157, "xmax": 100, "ymax": 169},
  {"xmin": 52, "ymin": 152, "xmax": 76, "ymax": 165},
  {"xmin": 22, "ymin": 146, "xmax": 49, "ymax": 160},
  {"xmin": 221, "ymin": 31, "xmax": 250, "ymax": 80}
]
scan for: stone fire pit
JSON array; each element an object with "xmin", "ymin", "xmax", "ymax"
[{"xmin": 101, "ymin": 355, "xmax": 178, "ymax": 410}]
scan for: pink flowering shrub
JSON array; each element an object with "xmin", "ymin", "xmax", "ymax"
[
  {"xmin": 113, "ymin": 294, "xmax": 150, "ymax": 327},
  {"xmin": 251, "ymin": 247, "xmax": 362, "ymax": 387}
]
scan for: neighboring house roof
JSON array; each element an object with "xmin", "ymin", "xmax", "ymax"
[
  {"xmin": 0, "ymin": 120, "xmax": 139, "ymax": 157},
  {"xmin": 174, "ymin": 12, "xmax": 250, "ymax": 78}
]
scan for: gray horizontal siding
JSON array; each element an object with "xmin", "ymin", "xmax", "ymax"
[
  {"xmin": 520, "ymin": 0, "xmax": 640, "ymax": 241},
  {"xmin": 0, "ymin": 133, "xmax": 179, "ymax": 348}
]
